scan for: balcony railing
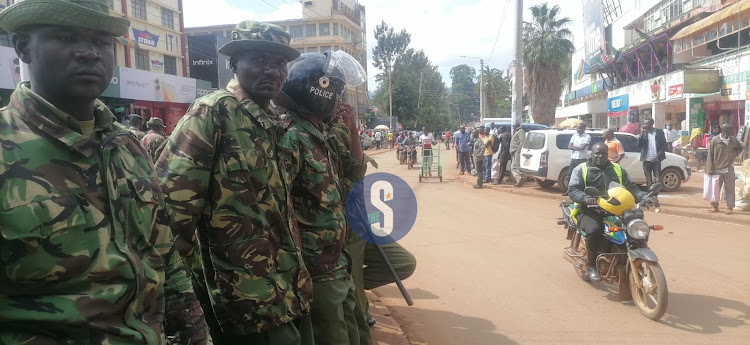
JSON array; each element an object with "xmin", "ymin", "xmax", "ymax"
[{"xmin": 332, "ymin": 2, "xmax": 360, "ymax": 26}]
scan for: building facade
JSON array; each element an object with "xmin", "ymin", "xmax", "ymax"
[
  {"xmin": 185, "ymin": 0, "xmax": 370, "ymax": 114},
  {"xmin": 0, "ymin": 0, "xmax": 213, "ymax": 133}
]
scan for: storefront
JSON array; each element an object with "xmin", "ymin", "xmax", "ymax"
[{"xmin": 555, "ymin": 99, "xmax": 607, "ymax": 128}]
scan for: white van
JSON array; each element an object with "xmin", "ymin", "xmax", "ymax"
[{"xmin": 519, "ymin": 129, "xmax": 691, "ymax": 192}]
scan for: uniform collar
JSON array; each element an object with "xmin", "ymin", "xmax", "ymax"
[
  {"xmin": 10, "ymin": 82, "xmax": 116, "ymax": 157},
  {"xmin": 287, "ymin": 111, "xmax": 327, "ymax": 141}
]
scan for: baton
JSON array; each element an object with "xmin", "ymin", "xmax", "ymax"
[{"xmin": 375, "ymin": 244, "xmax": 414, "ymax": 306}]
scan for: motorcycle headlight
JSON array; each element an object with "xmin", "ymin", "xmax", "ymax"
[{"xmin": 627, "ymin": 219, "xmax": 650, "ymax": 240}]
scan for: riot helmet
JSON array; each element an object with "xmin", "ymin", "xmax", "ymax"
[{"xmin": 279, "ymin": 50, "xmax": 366, "ymax": 119}]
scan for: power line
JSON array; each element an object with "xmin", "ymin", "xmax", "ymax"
[
  {"xmin": 487, "ymin": 0, "xmax": 512, "ymax": 63},
  {"xmin": 258, "ymin": 0, "xmax": 280, "ymax": 10}
]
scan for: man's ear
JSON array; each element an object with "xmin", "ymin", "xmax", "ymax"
[
  {"xmin": 229, "ymin": 56, "xmax": 238, "ymax": 74},
  {"xmin": 13, "ymin": 32, "xmax": 32, "ymax": 64}
]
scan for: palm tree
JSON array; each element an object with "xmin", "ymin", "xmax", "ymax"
[
  {"xmin": 522, "ymin": 3, "xmax": 575, "ymax": 126},
  {"xmin": 479, "ymin": 66, "xmax": 504, "ymax": 118}
]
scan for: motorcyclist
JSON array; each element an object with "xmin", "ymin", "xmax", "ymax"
[{"xmin": 567, "ymin": 142, "xmax": 650, "ymax": 282}]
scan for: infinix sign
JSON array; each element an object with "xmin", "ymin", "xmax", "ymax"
[{"xmin": 192, "ymin": 59, "xmax": 215, "ymax": 66}]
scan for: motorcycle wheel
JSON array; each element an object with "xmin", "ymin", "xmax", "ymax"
[{"xmin": 629, "ymin": 260, "xmax": 668, "ymax": 321}]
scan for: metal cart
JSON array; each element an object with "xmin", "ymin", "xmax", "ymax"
[{"xmin": 419, "ymin": 145, "xmax": 442, "ymax": 182}]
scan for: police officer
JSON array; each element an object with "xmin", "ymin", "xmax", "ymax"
[
  {"xmin": 156, "ymin": 21, "xmax": 313, "ymax": 345},
  {"xmin": 0, "ymin": 0, "xmax": 208, "ymax": 343}
]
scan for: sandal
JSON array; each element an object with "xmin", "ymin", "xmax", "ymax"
[
  {"xmin": 725, "ymin": 210, "xmax": 734, "ymax": 215},
  {"xmin": 708, "ymin": 209, "xmax": 719, "ymax": 213}
]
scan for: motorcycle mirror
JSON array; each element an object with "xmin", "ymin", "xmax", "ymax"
[
  {"xmin": 649, "ymin": 183, "xmax": 663, "ymax": 193},
  {"xmin": 584, "ymin": 186, "xmax": 600, "ymax": 197}
]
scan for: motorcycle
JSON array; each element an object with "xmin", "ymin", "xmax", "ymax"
[
  {"xmin": 403, "ymin": 145, "xmax": 417, "ymax": 170},
  {"xmin": 557, "ymin": 181, "xmax": 668, "ymax": 321}
]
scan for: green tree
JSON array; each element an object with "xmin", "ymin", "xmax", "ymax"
[
  {"xmin": 449, "ymin": 64, "xmax": 479, "ymax": 123},
  {"xmin": 372, "ymin": 21, "xmax": 411, "ymax": 120},
  {"xmin": 522, "ymin": 3, "xmax": 575, "ymax": 126},
  {"xmin": 477, "ymin": 66, "xmax": 511, "ymax": 118}
]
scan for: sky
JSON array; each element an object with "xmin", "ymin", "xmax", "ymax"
[{"xmin": 182, "ymin": 0, "xmax": 585, "ymax": 92}]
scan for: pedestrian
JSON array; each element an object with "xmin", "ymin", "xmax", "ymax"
[
  {"xmin": 638, "ymin": 118, "xmax": 667, "ymax": 207},
  {"xmin": 510, "ymin": 122, "xmax": 526, "ymax": 186},
  {"xmin": 665, "ymin": 123, "xmax": 680, "ymax": 152},
  {"xmin": 603, "ymin": 128, "xmax": 625, "ymax": 163},
  {"xmin": 562, "ymin": 123, "xmax": 592, "ymax": 196},
  {"xmin": 0, "ymin": 0, "xmax": 209, "ymax": 343},
  {"xmin": 473, "ymin": 129, "xmax": 485, "ymax": 188},
  {"xmin": 420, "ymin": 127, "xmax": 435, "ymax": 176},
  {"xmin": 387, "ymin": 130, "xmax": 394, "ymax": 148},
  {"xmin": 705, "ymin": 123, "xmax": 744, "ymax": 214},
  {"xmin": 483, "ymin": 127, "xmax": 495, "ymax": 183},
  {"xmin": 276, "ymin": 51, "xmax": 365, "ymax": 345},
  {"xmin": 128, "ymin": 113, "xmax": 145, "ymax": 140},
  {"xmin": 374, "ymin": 129, "xmax": 383, "ymax": 149},
  {"xmin": 142, "ymin": 116, "xmax": 167, "ymax": 162},
  {"xmin": 489, "ymin": 122, "xmax": 498, "ymax": 136},
  {"xmin": 155, "ymin": 21, "xmax": 313, "ymax": 344},
  {"xmin": 494, "ymin": 126, "xmax": 512, "ymax": 184},
  {"xmin": 455, "ymin": 126, "xmax": 471, "ymax": 174},
  {"xmin": 444, "ymin": 128, "xmax": 452, "ymax": 150}
]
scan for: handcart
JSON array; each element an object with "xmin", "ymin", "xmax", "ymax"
[{"xmin": 419, "ymin": 145, "xmax": 442, "ymax": 182}]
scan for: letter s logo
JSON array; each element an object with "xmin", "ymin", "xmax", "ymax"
[{"xmin": 370, "ymin": 180, "xmax": 394, "ymax": 237}]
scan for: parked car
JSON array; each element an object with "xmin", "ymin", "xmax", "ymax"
[{"xmin": 518, "ymin": 129, "xmax": 691, "ymax": 192}]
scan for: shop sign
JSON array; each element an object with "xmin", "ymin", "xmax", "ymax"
[
  {"xmin": 119, "ymin": 67, "xmax": 198, "ymax": 104},
  {"xmin": 133, "ymin": 29, "xmax": 160, "ymax": 47},
  {"xmin": 195, "ymin": 79, "xmax": 214, "ymax": 99},
  {"xmin": 101, "ymin": 67, "xmax": 121, "ymax": 98},
  {"xmin": 669, "ymin": 84, "xmax": 683, "ymax": 97},
  {"xmin": 689, "ymin": 98, "xmax": 705, "ymax": 129},
  {"xmin": 684, "ymin": 69, "xmax": 720, "ymax": 93},
  {"xmin": 607, "ymin": 94, "xmax": 628, "ymax": 117},
  {"xmin": 650, "ymin": 77, "xmax": 665, "ymax": 101},
  {"xmin": 151, "ymin": 60, "xmax": 164, "ymax": 71},
  {"xmin": 703, "ymin": 101, "xmax": 743, "ymax": 111}
]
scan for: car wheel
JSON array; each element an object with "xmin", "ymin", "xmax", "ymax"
[
  {"xmin": 536, "ymin": 179, "xmax": 556, "ymax": 189},
  {"xmin": 557, "ymin": 168, "xmax": 569, "ymax": 193},
  {"xmin": 661, "ymin": 167, "xmax": 683, "ymax": 192}
]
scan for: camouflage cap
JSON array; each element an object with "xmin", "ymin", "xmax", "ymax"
[
  {"xmin": 218, "ymin": 20, "xmax": 300, "ymax": 61},
  {"xmin": 0, "ymin": 0, "xmax": 131, "ymax": 36},
  {"xmin": 146, "ymin": 117, "xmax": 166, "ymax": 127}
]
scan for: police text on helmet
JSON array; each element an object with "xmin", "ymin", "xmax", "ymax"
[{"xmin": 310, "ymin": 86, "xmax": 334, "ymax": 99}]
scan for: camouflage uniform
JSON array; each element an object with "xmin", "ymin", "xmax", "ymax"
[
  {"xmin": 0, "ymin": 83, "xmax": 208, "ymax": 344},
  {"xmin": 129, "ymin": 125, "xmax": 145, "ymax": 141},
  {"xmin": 155, "ymin": 83, "xmax": 313, "ymax": 340},
  {"xmin": 142, "ymin": 130, "xmax": 166, "ymax": 163},
  {"xmin": 279, "ymin": 112, "xmax": 359, "ymax": 345}
]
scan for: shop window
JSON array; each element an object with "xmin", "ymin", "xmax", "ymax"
[
  {"xmin": 290, "ymin": 25, "xmax": 303, "ymax": 38},
  {"xmin": 320, "ymin": 23, "xmax": 330, "ymax": 36},
  {"xmin": 306, "ymin": 46, "xmax": 317, "ymax": 53},
  {"xmin": 161, "ymin": 8, "xmax": 174, "ymax": 30},
  {"xmin": 306, "ymin": 24, "xmax": 317, "ymax": 37},
  {"xmin": 164, "ymin": 56, "xmax": 177, "ymax": 75},
  {"xmin": 132, "ymin": 0, "xmax": 147, "ymax": 20},
  {"xmin": 136, "ymin": 50, "xmax": 150, "ymax": 71}
]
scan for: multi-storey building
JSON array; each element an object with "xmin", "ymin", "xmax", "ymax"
[
  {"xmin": 186, "ymin": 0, "xmax": 370, "ymax": 114},
  {"xmin": 0, "ymin": 0, "xmax": 213, "ymax": 132}
]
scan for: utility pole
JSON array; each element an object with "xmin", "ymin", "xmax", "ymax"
[
  {"xmin": 388, "ymin": 65, "xmax": 393, "ymax": 129},
  {"xmin": 511, "ymin": 0, "xmax": 524, "ymax": 128},
  {"xmin": 417, "ymin": 69, "xmax": 424, "ymax": 110},
  {"xmin": 479, "ymin": 58, "xmax": 484, "ymax": 123}
]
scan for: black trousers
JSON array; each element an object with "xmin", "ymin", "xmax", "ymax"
[
  {"xmin": 475, "ymin": 158, "xmax": 485, "ymax": 187},
  {"xmin": 578, "ymin": 210, "xmax": 604, "ymax": 268},
  {"xmin": 458, "ymin": 151, "xmax": 471, "ymax": 173},
  {"xmin": 497, "ymin": 154, "xmax": 511, "ymax": 184}
]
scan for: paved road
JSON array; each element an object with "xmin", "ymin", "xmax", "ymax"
[{"xmin": 368, "ymin": 149, "xmax": 750, "ymax": 345}]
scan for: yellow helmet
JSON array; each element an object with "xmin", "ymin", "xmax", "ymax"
[{"xmin": 598, "ymin": 185, "xmax": 636, "ymax": 216}]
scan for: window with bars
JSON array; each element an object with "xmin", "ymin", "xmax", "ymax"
[
  {"xmin": 166, "ymin": 35, "xmax": 175, "ymax": 52},
  {"xmin": 306, "ymin": 47, "xmax": 317, "ymax": 53},
  {"xmin": 164, "ymin": 56, "xmax": 177, "ymax": 75},
  {"xmin": 290, "ymin": 25, "xmax": 303, "ymax": 38},
  {"xmin": 136, "ymin": 49, "xmax": 150, "ymax": 71},
  {"xmin": 132, "ymin": 0, "xmax": 146, "ymax": 20},
  {"xmin": 333, "ymin": 23, "xmax": 339, "ymax": 36},
  {"xmin": 319, "ymin": 23, "xmax": 330, "ymax": 36},
  {"xmin": 306, "ymin": 24, "xmax": 316, "ymax": 37},
  {"xmin": 161, "ymin": 8, "xmax": 174, "ymax": 29},
  {"xmin": 0, "ymin": 33, "xmax": 11, "ymax": 47}
]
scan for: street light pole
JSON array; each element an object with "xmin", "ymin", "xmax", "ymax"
[
  {"xmin": 459, "ymin": 56, "xmax": 484, "ymax": 123},
  {"xmin": 512, "ymin": 0, "xmax": 524, "ymax": 127}
]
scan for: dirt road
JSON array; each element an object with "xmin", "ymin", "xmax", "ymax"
[{"xmin": 369, "ymin": 149, "xmax": 750, "ymax": 345}]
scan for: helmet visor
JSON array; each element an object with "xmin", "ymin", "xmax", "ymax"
[{"xmin": 325, "ymin": 50, "xmax": 367, "ymax": 87}]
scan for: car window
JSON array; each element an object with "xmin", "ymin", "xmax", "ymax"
[
  {"xmin": 523, "ymin": 132, "xmax": 546, "ymax": 149},
  {"xmin": 616, "ymin": 134, "xmax": 640, "ymax": 152},
  {"xmin": 589, "ymin": 134, "xmax": 604, "ymax": 147},
  {"xmin": 556, "ymin": 134, "xmax": 573, "ymax": 149}
]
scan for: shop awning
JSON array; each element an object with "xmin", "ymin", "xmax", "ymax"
[
  {"xmin": 672, "ymin": 0, "xmax": 750, "ymax": 40},
  {"xmin": 115, "ymin": 37, "xmax": 139, "ymax": 49},
  {"xmin": 555, "ymin": 100, "xmax": 607, "ymax": 119}
]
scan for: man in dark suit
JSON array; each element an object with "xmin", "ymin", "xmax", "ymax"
[{"xmin": 638, "ymin": 118, "xmax": 667, "ymax": 200}]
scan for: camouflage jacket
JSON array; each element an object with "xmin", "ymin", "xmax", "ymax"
[
  {"xmin": 129, "ymin": 126, "xmax": 145, "ymax": 140},
  {"xmin": 156, "ymin": 86, "xmax": 312, "ymax": 335},
  {"xmin": 0, "ymin": 84, "xmax": 208, "ymax": 344},
  {"xmin": 279, "ymin": 112, "xmax": 349, "ymax": 282},
  {"xmin": 142, "ymin": 130, "xmax": 166, "ymax": 163}
]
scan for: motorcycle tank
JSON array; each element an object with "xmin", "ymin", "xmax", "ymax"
[{"xmin": 602, "ymin": 216, "xmax": 626, "ymax": 245}]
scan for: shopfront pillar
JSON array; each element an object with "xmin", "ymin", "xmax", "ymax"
[{"xmin": 652, "ymin": 102, "xmax": 667, "ymax": 128}]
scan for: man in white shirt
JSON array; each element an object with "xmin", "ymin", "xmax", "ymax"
[
  {"xmin": 562, "ymin": 123, "xmax": 591, "ymax": 196},
  {"xmin": 664, "ymin": 123, "xmax": 680, "ymax": 152},
  {"xmin": 374, "ymin": 130, "xmax": 383, "ymax": 149},
  {"xmin": 638, "ymin": 118, "xmax": 667, "ymax": 207},
  {"xmin": 420, "ymin": 127, "xmax": 435, "ymax": 175}
]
